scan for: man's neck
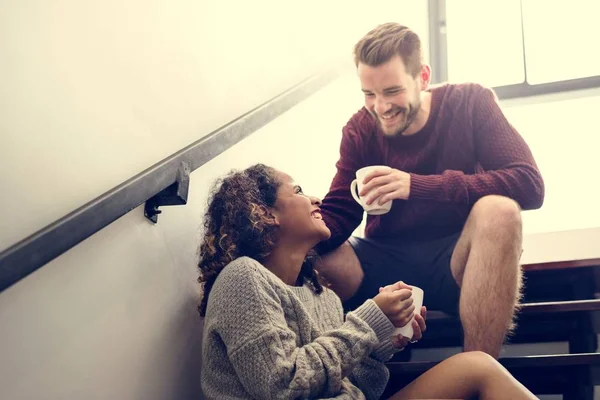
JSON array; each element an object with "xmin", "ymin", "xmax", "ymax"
[{"xmin": 403, "ymin": 91, "xmax": 432, "ymax": 136}]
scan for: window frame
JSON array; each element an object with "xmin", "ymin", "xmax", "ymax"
[{"xmin": 427, "ymin": 0, "xmax": 600, "ymax": 99}]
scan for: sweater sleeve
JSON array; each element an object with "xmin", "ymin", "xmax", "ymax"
[
  {"xmin": 212, "ymin": 260, "xmax": 394, "ymax": 400},
  {"xmin": 327, "ymin": 289, "xmax": 400, "ymax": 400},
  {"xmin": 409, "ymin": 86, "xmax": 545, "ymax": 210},
  {"xmin": 330, "ymin": 294, "xmax": 400, "ymax": 363},
  {"xmin": 347, "ymin": 330, "xmax": 399, "ymax": 400},
  {"xmin": 317, "ymin": 117, "xmax": 367, "ymax": 254}
]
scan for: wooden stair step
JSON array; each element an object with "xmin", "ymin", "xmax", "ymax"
[
  {"xmin": 522, "ymin": 258, "xmax": 600, "ymax": 272},
  {"xmin": 409, "ymin": 299, "xmax": 600, "ymax": 349},
  {"xmin": 520, "ymin": 299, "xmax": 600, "ymax": 313},
  {"xmin": 427, "ymin": 299, "xmax": 600, "ymax": 321}
]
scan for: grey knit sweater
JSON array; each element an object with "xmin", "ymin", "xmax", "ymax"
[{"xmin": 201, "ymin": 256, "xmax": 400, "ymax": 400}]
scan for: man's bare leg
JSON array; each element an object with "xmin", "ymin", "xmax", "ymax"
[
  {"xmin": 450, "ymin": 195, "xmax": 524, "ymax": 358},
  {"xmin": 315, "ymin": 241, "xmax": 363, "ymax": 301}
]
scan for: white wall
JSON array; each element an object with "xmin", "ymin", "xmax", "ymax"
[
  {"xmin": 503, "ymin": 88, "xmax": 600, "ymax": 266},
  {"xmin": 0, "ymin": 0, "xmax": 429, "ymax": 251},
  {"xmin": 502, "ymin": 89, "xmax": 600, "ymax": 235},
  {"xmin": 0, "ymin": 2, "xmax": 429, "ymax": 399},
  {"xmin": 0, "ymin": 71, "xmax": 375, "ymax": 399}
]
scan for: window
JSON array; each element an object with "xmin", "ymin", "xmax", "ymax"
[
  {"xmin": 446, "ymin": 0, "xmax": 524, "ymax": 87},
  {"xmin": 522, "ymin": 0, "xmax": 600, "ymax": 84},
  {"xmin": 438, "ymin": 0, "xmax": 600, "ymax": 96}
]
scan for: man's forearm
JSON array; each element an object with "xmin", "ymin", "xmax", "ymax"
[{"xmin": 409, "ymin": 166, "xmax": 544, "ymax": 209}]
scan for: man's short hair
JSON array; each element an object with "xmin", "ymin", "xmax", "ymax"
[{"xmin": 353, "ymin": 22, "xmax": 423, "ymax": 77}]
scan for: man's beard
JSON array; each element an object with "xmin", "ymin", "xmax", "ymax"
[{"xmin": 373, "ymin": 100, "xmax": 421, "ymax": 137}]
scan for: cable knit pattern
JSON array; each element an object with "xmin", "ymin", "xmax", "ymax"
[
  {"xmin": 201, "ymin": 257, "xmax": 399, "ymax": 399},
  {"xmin": 317, "ymin": 82, "xmax": 545, "ymax": 253}
]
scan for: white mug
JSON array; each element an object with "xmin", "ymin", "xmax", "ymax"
[
  {"xmin": 392, "ymin": 286, "xmax": 424, "ymax": 340},
  {"xmin": 350, "ymin": 166, "xmax": 393, "ymax": 215}
]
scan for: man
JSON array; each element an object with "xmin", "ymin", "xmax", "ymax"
[{"xmin": 316, "ymin": 22, "xmax": 544, "ymax": 358}]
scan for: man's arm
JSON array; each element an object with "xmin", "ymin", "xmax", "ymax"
[
  {"xmin": 317, "ymin": 120, "xmax": 366, "ymax": 254},
  {"xmin": 409, "ymin": 86, "xmax": 544, "ymax": 210}
]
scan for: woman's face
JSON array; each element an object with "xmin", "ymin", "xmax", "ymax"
[{"xmin": 271, "ymin": 171, "xmax": 331, "ymax": 245}]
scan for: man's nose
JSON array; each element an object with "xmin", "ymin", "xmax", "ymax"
[{"xmin": 374, "ymin": 97, "xmax": 391, "ymax": 115}]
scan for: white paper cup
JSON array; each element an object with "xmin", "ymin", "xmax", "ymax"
[
  {"xmin": 392, "ymin": 286, "xmax": 424, "ymax": 339},
  {"xmin": 350, "ymin": 166, "xmax": 393, "ymax": 215}
]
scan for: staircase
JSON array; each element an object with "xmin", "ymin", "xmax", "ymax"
[{"xmin": 384, "ymin": 258, "xmax": 600, "ymax": 399}]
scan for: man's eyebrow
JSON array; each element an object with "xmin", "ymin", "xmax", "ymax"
[{"xmin": 361, "ymin": 86, "xmax": 405, "ymax": 93}]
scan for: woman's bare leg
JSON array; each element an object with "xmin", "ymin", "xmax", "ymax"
[{"xmin": 388, "ymin": 351, "xmax": 537, "ymax": 400}]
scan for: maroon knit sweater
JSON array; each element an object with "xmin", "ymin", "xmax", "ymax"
[{"xmin": 317, "ymin": 83, "xmax": 544, "ymax": 254}]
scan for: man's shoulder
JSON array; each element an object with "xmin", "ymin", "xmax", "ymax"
[
  {"xmin": 432, "ymin": 82, "xmax": 494, "ymax": 101},
  {"xmin": 431, "ymin": 83, "xmax": 499, "ymax": 120}
]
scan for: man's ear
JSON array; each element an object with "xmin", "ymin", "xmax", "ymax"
[{"xmin": 419, "ymin": 64, "xmax": 431, "ymax": 89}]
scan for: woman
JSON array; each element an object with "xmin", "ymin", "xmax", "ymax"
[{"xmin": 198, "ymin": 164, "xmax": 537, "ymax": 400}]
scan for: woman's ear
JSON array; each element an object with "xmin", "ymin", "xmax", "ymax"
[
  {"xmin": 251, "ymin": 203, "xmax": 280, "ymax": 227},
  {"xmin": 269, "ymin": 208, "xmax": 281, "ymax": 227}
]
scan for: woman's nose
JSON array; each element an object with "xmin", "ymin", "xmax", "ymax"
[{"xmin": 310, "ymin": 196, "xmax": 322, "ymax": 206}]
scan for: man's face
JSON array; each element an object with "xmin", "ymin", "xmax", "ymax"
[{"xmin": 358, "ymin": 56, "xmax": 423, "ymax": 137}]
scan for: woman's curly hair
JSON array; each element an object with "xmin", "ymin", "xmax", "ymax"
[{"xmin": 197, "ymin": 163, "xmax": 324, "ymax": 316}]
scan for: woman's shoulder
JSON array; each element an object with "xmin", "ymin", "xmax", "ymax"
[
  {"xmin": 219, "ymin": 256, "xmax": 263, "ymax": 278},
  {"xmin": 204, "ymin": 257, "xmax": 298, "ymax": 332},
  {"xmin": 210, "ymin": 257, "xmax": 279, "ymax": 299}
]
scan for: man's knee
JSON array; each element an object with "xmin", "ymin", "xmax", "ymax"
[
  {"xmin": 470, "ymin": 195, "xmax": 522, "ymax": 234},
  {"xmin": 315, "ymin": 241, "xmax": 364, "ymax": 300},
  {"xmin": 317, "ymin": 241, "xmax": 359, "ymax": 270}
]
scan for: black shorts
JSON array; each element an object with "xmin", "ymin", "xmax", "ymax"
[{"xmin": 344, "ymin": 233, "xmax": 461, "ymax": 316}]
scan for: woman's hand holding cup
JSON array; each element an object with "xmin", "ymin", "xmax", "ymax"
[
  {"xmin": 373, "ymin": 281, "xmax": 415, "ymax": 328},
  {"xmin": 375, "ymin": 281, "xmax": 427, "ymax": 347}
]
